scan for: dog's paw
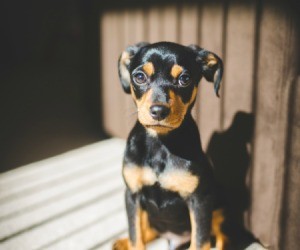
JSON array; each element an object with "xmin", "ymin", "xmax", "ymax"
[{"xmin": 112, "ymin": 238, "xmax": 130, "ymax": 250}]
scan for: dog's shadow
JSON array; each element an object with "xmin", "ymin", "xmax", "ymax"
[{"xmin": 206, "ymin": 111, "xmax": 257, "ymax": 249}]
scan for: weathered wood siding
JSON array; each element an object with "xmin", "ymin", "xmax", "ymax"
[{"xmin": 99, "ymin": 2, "xmax": 299, "ymax": 249}]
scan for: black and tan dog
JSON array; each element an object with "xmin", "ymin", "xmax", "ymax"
[{"xmin": 113, "ymin": 42, "xmax": 227, "ymax": 250}]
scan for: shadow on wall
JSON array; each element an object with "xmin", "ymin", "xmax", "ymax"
[{"xmin": 207, "ymin": 111, "xmax": 258, "ymax": 249}]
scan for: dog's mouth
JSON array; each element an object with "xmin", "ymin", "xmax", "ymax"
[
  {"xmin": 145, "ymin": 124, "xmax": 173, "ymax": 129},
  {"xmin": 143, "ymin": 123, "xmax": 176, "ymax": 135}
]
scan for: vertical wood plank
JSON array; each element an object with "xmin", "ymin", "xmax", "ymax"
[
  {"xmin": 161, "ymin": 5, "xmax": 178, "ymax": 42},
  {"xmin": 221, "ymin": 2, "xmax": 257, "ymax": 230},
  {"xmin": 222, "ymin": 2, "xmax": 256, "ymax": 129},
  {"xmin": 178, "ymin": 4, "xmax": 198, "ymax": 45},
  {"xmin": 100, "ymin": 11, "xmax": 124, "ymax": 138},
  {"xmin": 178, "ymin": 4, "xmax": 199, "ymax": 121},
  {"xmin": 250, "ymin": 3, "xmax": 294, "ymax": 248},
  {"xmin": 197, "ymin": 2, "xmax": 224, "ymax": 150},
  {"xmin": 121, "ymin": 9, "xmax": 147, "ymax": 136},
  {"xmin": 147, "ymin": 7, "xmax": 162, "ymax": 43},
  {"xmin": 281, "ymin": 77, "xmax": 300, "ymax": 250}
]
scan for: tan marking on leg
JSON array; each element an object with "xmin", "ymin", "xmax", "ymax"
[
  {"xmin": 117, "ymin": 209, "xmax": 158, "ymax": 250},
  {"xmin": 212, "ymin": 209, "xmax": 229, "ymax": 250},
  {"xmin": 142, "ymin": 62, "xmax": 155, "ymax": 76},
  {"xmin": 171, "ymin": 64, "xmax": 183, "ymax": 78},
  {"xmin": 113, "ymin": 238, "xmax": 130, "ymax": 250},
  {"xmin": 159, "ymin": 170, "xmax": 199, "ymax": 198},
  {"xmin": 188, "ymin": 210, "xmax": 197, "ymax": 250},
  {"xmin": 188, "ymin": 210, "xmax": 211, "ymax": 250},
  {"xmin": 141, "ymin": 210, "xmax": 158, "ymax": 243},
  {"xmin": 133, "ymin": 207, "xmax": 145, "ymax": 250},
  {"xmin": 200, "ymin": 241, "xmax": 211, "ymax": 250}
]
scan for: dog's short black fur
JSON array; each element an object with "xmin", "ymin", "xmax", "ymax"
[{"xmin": 113, "ymin": 42, "xmax": 226, "ymax": 250}]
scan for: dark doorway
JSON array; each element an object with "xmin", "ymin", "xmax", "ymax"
[{"xmin": 0, "ymin": 0, "xmax": 106, "ymax": 172}]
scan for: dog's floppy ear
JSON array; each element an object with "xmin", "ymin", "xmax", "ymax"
[
  {"xmin": 189, "ymin": 45, "xmax": 223, "ymax": 97},
  {"xmin": 118, "ymin": 42, "xmax": 149, "ymax": 94}
]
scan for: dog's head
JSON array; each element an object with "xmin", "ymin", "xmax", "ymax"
[{"xmin": 118, "ymin": 42, "xmax": 223, "ymax": 135}]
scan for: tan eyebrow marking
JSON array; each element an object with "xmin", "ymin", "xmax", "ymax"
[
  {"xmin": 170, "ymin": 64, "xmax": 183, "ymax": 78},
  {"xmin": 142, "ymin": 62, "xmax": 155, "ymax": 76}
]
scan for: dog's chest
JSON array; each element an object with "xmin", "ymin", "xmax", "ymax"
[{"xmin": 123, "ymin": 162, "xmax": 199, "ymax": 198}]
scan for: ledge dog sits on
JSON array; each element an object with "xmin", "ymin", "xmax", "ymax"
[{"xmin": 113, "ymin": 42, "xmax": 226, "ymax": 250}]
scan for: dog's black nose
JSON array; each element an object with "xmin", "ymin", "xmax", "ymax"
[{"xmin": 150, "ymin": 105, "xmax": 170, "ymax": 121}]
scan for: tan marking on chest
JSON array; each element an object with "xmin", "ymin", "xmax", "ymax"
[
  {"xmin": 159, "ymin": 170, "xmax": 199, "ymax": 198},
  {"xmin": 123, "ymin": 166, "xmax": 157, "ymax": 193},
  {"xmin": 123, "ymin": 166, "xmax": 199, "ymax": 197}
]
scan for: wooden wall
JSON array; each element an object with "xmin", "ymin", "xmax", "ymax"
[{"xmin": 99, "ymin": 1, "xmax": 299, "ymax": 249}]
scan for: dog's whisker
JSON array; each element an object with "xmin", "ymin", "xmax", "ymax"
[
  {"xmin": 126, "ymin": 110, "xmax": 138, "ymax": 118},
  {"xmin": 122, "ymin": 106, "xmax": 138, "ymax": 119}
]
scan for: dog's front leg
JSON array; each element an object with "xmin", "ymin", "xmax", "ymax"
[
  {"xmin": 125, "ymin": 188, "xmax": 146, "ymax": 250},
  {"xmin": 187, "ymin": 194, "xmax": 213, "ymax": 250},
  {"xmin": 113, "ymin": 189, "xmax": 145, "ymax": 250}
]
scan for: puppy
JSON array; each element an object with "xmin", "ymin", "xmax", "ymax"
[{"xmin": 113, "ymin": 42, "xmax": 226, "ymax": 250}]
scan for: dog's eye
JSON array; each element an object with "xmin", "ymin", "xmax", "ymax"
[
  {"xmin": 133, "ymin": 72, "xmax": 147, "ymax": 85},
  {"xmin": 178, "ymin": 74, "xmax": 191, "ymax": 87}
]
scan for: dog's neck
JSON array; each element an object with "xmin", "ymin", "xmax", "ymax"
[{"xmin": 133, "ymin": 113, "xmax": 205, "ymax": 162}]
